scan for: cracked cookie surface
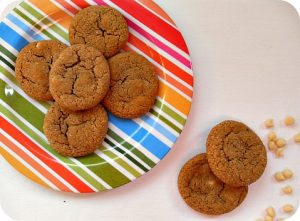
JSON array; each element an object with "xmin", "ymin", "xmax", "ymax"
[
  {"xmin": 49, "ymin": 44, "xmax": 110, "ymax": 111},
  {"xmin": 206, "ymin": 120, "xmax": 267, "ymax": 187},
  {"xmin": 43, "ymin": 103, "xmax": 108, "ymax": 157},
  {"xmin": 178, "ymin": 154, "xmax": 248, "ymax": 215},
  {"xmin": 69, "ymin": 6, "xmax": 129, "ymax": 58},
  {"xmin": 15, "ymin": 40, "xmax": 67, "ymax": 101},
  {"xmin": 103, "ymin": 52, "xmax": 159, "ymax": 119}
]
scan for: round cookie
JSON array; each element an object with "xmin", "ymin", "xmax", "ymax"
[
  {"xmin": 43, "ymin": 103, "xmax": 108, "ymax": 157},
  {"xmin": 103, "ymin": 52, "xmax": 159, "ymax": 119},
  {"xmin": 206, "ymin": 120, "xmax": 267, "ymax": 187},
  {"xmin": 15, "ymin": 40, "xmax": 67, "ymax": 101},
  {"xmin": 49, "ymin": 44, "xmax": 110, "ymax": 111},
  {"xmin": 69, "ymin": 6, "xmax": 129, "ymax": 58},
  {"xmin": 178, "ymin": 154, "xmax": 248, "ymax": 215}
]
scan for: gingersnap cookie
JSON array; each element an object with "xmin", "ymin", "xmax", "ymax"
[
  {"xmin": 178, "ymin": 154, "xmax": 248, "ymax": 215},
  {"xmin": 43, "ymin": 103, "xmax": 108, "ymax": 157},
  {"xmin": 69, "ymin": 6, "xmax": 129, "ymax": 58},
  {"xmin": 206, "ymin": 120, "xmax": 267, "ymax": 187},
  {"xmin": 49, "ymin": 44, "xmax": 110, "ymax": 111},
  {"xmin": 15, "ymin": 40, "xmax": 67, "ymax": 101},
  {"xmin": 103, "ymin": 52, "xmax": 159, "ymax": 119}
]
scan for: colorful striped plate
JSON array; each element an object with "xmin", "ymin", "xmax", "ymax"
[{"xmin": 0, "ymin": 0, "xmax": 194, "ymax": 193}]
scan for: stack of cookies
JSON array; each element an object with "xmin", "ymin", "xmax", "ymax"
[
  {"xmin": 178, "ymin": 120, "xmax": 267, "ymax": 215},
  {"xmin": 15, "ymin": 6, "xmax": 159, "ymax": 157}
]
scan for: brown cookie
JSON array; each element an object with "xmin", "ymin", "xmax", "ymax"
[
  {"xmin": 103, "ymin": 52, "xmax": 159, "ymax": 119},
  {"xmin": 49, "ymin": 44, "xmax": 110, "ymax": 111},
  {"xmin": 15, "ymin": 40, "xmax": 67, "ymax": 101},
  {"xmin": 43, "ymin": 103, "xmax": 108, "ymax": 157},
  {"xmin": 69, "ymin": 6, "xmax": 129, "ymax": 58},
  {"xmin": 206, "ymin": 120, "xmax": 267, "ymax": 187},
  {"xmin": 178, "ymin": 154, "xmax": 248, "ymax": 215}
]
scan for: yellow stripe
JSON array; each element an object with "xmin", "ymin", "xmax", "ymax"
[{"xmin": 0, "ymin": 146, "xmax": 50, "ymax": 188}]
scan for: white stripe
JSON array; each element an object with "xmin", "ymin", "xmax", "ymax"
[
  {"xmin": 0, "ymin": 74, "xmax": 48, "ymax": 114},
  {"xmin": 129, "ymin": 28, "xmax": 193, "ymax": 77},
  {"xmin": 132, "ymin": 117, "xmax": 174, "ymax": 147},
  {"xmin": 25, "ymin": 1, "xmax": 68, "ymax": 33},
  {"xmin": 95, "ymin": 149, "xmax": 136, "ymax": 181},
  {"xmin": 50, "ymin": 0, "xmax": 74, "ymax": 16},
  {"xmin": 102, "ymin": 142, "xmax": 145, "ymax": 175},
  {"xmin": 1, "ymin": 53, "xmax": 15, "ymax": 67},
  {"xmin": 0, "ymin": 38, "xmax": 19, "ymax": 55},
  {"xmin": 101, "ymin": 0, "xmax": 190, "ymax": 60},
  {"xmin": 68, "ymin": 157, "xmax": 112, "ymax": 190},
  {"xmin": 1, "ymin": 129, "xmax": 80, "ymax": 192},
  {"xmin": 0, "ymin": 106, "xmax": 99, "ymax": 192},
  {"xmin": 144, "ymin": 111, "xmax": 180, "ymax": 137},
  {"xmin": 126, "ymin": 42, "xmax": 193, "ymax": 100},
  {"xmin": 105, "ymin": 134, "xmax": 151, "ymax": 171},
  {"xmin": 66, "ymin": 0, "xmax": 82, "ymax": 11},
  {"xmin": 135, "ymin": 0, "xmax": 178, "ymax": 30},
  {"xmin": 3, "ymin": 19, "xmax": 35, "ymax": 43},
  {"xmin": 13, "ymin": 7, "xmax": 69, "ymax": 45},
  {"xmin": 108, "ymin": 123, "xmax": 160, "ymax": 163},
  {"xmin": 0, "ymin": 141, "xmax": 59, "ymax": 191}
]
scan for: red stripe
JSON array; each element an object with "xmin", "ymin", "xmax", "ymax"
[
  {"xmin": 0, "ymin": 116, "xmax": 94, "ymax": 193},
  {"xmin": 71, "ymin": 0, "xmax": 90, "ymax": 9},
  {"xmin": 109, "ymin": 0, "xmax": 189, "ymax": 54},
  {"xmin": 56, "ymin": 0, "xmax": 78, "ymax": 14}
]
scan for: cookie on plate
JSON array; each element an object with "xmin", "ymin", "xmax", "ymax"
[
  {"xmin": 69, "ymin": 6, "xmax": 129, "ymax": 58},
  {"xmin": 103, "ymin": 52, "xmax": 159, "ymax": 119},
  {"xmin": 178, "ymin": 154, "xmax": 248, "ymax": 215},
  {"xmin": 15, "ymin": 40, "xmax": 67, "ymax": 101},
  {"xmin": 206, "ymin": 120, "xmax": 267, "ymax": 187},
  {"xmin": 43, "ymin": 103, "xmax": 108, "ymax": 157},
  {"xmin": 49, "ymin": 44, "xmax": 110, "ymax": 111}
]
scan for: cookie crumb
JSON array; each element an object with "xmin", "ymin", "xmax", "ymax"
[
  {"xmin": 276, "ymin": 139, "xmax": 286, "ymax": 148},
  {"xmin": 294, "ymin": 133, "xmax": 300, "ymax": 143},
  {"xmin": 265, "ymin": 119, "xmax": 274, "ymax": 128},
  {"xmin": 268, "ymin": 131, "xmax": 277, "ymax": 141},
  {"xmin": 275, "ymin": 148, "xmax": 284, "ymax": 158},
  {"xmin": 282, "ymin": 169, "xmax": 293, "ymax": 179},
  {"xmin": 266, "ymin": 207, "xmax": 275, "ymax": 217},
  {"xmin": 282, "ymin": 204, "xmax": 294, "ymax": 213},
  {"xmin": 268, "ymin": 141, "xmax": 277, "ymax": 151},
  {"xmin": 264, "ymin": 215, "xmax": 273, "ymax": 221},
  {"xmin": 284, "ymin": 116, "xmax": 295, "ymax": 126},
  {"xmin": 274, "ymin": 172, "xmax": 285, "ymax": 182},
  {"xmin": 282, "ymin": 185, "xmax": 293, "ymax": 194}
]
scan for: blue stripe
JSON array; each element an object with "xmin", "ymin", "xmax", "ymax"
[
  {"xmin": 0, "ymin": 22, "xmax": 28, "ymax": 51},
  {"xmin": 109, "ymin": 114, "xmax": 170, "ymax": 159},
  {"xmin": 7, "ymin": 13, "xmax": 44, "ymax": 41},
  {"xmin": 141, "ymin": 115, "xmax": 176, "ymax": 143}
]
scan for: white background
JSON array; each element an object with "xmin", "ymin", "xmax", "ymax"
[{"xmin": 1, "ymin": 0, "xmax": 300, "ymax": 220}]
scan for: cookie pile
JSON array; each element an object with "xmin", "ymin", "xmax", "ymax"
[
  {"xmin": 15, "ymin": 6, "xmax": 159, "ymax": 157},
  {"xmin": 178, "ymin": 120, "xmax": 267, "ymax": 215}
]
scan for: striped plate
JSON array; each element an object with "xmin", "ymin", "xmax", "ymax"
[{"xmin": 0, "ymin": 0, "xmax": 193, "ymax": 193}]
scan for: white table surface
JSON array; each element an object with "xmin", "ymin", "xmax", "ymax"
[{"xmin": 1, "ymin": 0, "xmax": 300, "ymax": 220}]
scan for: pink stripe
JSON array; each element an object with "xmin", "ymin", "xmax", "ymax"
[
  {"xmin": 127, "ymin": 19, "xmax": 192, "ymax": 69},
  {"xmin": 93, "ymin": 0, "xmax": 192, "ymax": 69}
]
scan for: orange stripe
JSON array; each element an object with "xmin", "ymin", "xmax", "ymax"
[
  {"xmin": 29, "ymin": 0, "xmax": 71, "ymax": 29},
  {"xmin": 124, "ymin": 45, "xmax": 191, "ymax": 115},
  {"xmin": 0, "ymin": 134, "xmax": 71, "ymax": 191},
  {"xmin": 137, "ymin": 0, "xmax": 175, "ymax": 25},
  {"xmin": 0, "ymin": 146, "xmax": 50, "ymax": 188}
]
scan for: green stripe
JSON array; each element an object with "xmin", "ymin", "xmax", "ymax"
[
  {"xmin": 0, "ymin": 79, "xmax": 131, "ymax": 188},
  {"xmin": 108, "ymin": 129, "xmax": 156, "ymax": 168},
  {"xmin": 13, "ymin": 8, "xmax": 57, "ymax": 40},
  {"xmin": 0, "ymin": 65, "xmax": 50, "ymax": 110},
  {"xmin": 19, "ymin": 2, "xmax": 69, "ymax": 41},
  {"xmin": 101, "ymin": 146, "xmax": 141, "ymax": 178},
  {"xmin": 150, "ymin": 109, "xmax": 181, "ymax": 134},
  {"xmin": 0, "ymin": 56, "xmax": 14, "ymax": 71},
  {"xmin": 156, "ymin": 99, "xmax": 186, "ymax": 125},
  {"xmin": 105, "ymin": 137, "xmax": 149, "ymax": 172},
  {"xmin": 0, "ymin": 45, "xmax": 17, "ymax": 61},
  {"xmin": 77, "ymin": 154, "xmax": 130, "ymax": 188},
  {"xmin": 0, "ymin": 102, "xmax": 106, "ymax": 191}
]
